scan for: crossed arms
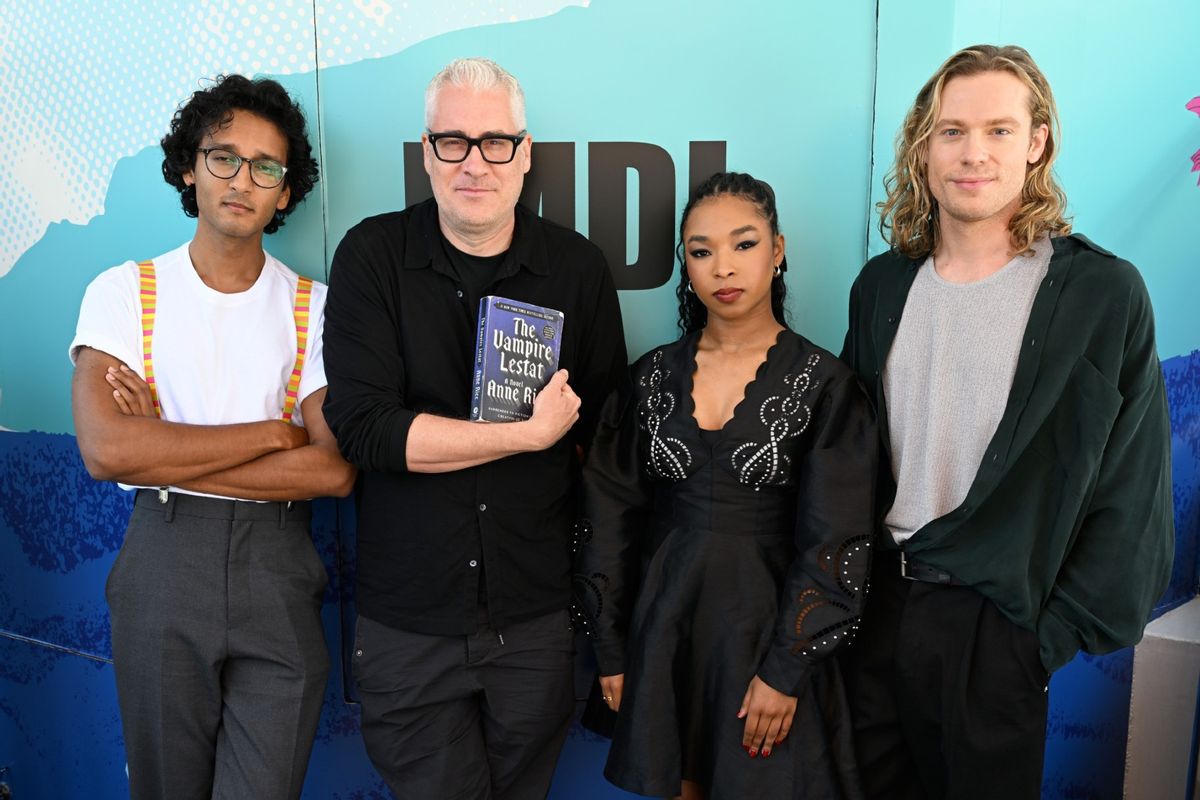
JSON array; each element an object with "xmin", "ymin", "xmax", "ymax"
[{"xmin": 72, "ymin": 346, "xmax": 355, "ymax": 500}]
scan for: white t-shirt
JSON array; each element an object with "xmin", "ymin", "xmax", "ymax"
[{"xmin": 69, "ymin": 241, "xmax": 328, "ymax": 499}]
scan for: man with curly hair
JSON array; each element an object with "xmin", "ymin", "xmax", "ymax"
[
  {"xmin": 70, "ymin": 74, "xmax": 354, "ymax": 800},
  {"xmin": 840, "ymin": 45, "xmax": 1173, "ymax": 799}
]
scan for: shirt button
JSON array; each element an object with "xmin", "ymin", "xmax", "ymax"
[
  {"xmin": 456, "ymin": 289, "xmax": 464, "ymax": 298},
  {"xmin": 1030, "ymin": 338, "xmax": 1037, "ymax": 347},
  {"xmin": 991, "ymin": 452, "xmax": 999, "ymax": 463},
  {"xmin": 479, "ymin": 503, "xmax": 487, "ymax": 512},
  {"xmin": 469, "ymin": 559, "xmax": 478, "ymax": 568},
  {"xmin": 887, "ymin": 316, "xmax": 896, "ymax": 324}
]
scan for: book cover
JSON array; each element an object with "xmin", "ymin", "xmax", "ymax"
[{"xmin": 470, "ymin": 295, "xmax": 565, "ymax": 422}]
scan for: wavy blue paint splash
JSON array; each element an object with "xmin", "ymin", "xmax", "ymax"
[{"xmin": 0, "ymin": 432, "xmax": 131, "ymax": 572}]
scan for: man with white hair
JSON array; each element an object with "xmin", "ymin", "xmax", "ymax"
[{"xmin": 322, "ymin": 57, "xmax": 627, "ymax": 797}]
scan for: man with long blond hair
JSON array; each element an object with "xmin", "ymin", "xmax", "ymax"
[{"xmin": 839, "ymin": 44, "xmax": 1173, "ymax": 799}]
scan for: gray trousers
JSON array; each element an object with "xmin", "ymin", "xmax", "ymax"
[
  {"xmin": 354, "ymin": 609, "xmax": 575, "ymax": 800},
  {"xmin": 107, "ymin": 490, "xmax": 330, "ymax": 800}
]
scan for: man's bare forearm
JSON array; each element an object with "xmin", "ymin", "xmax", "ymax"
[
  {"xmin": 179, "ymin": 389, "xmax": 356, "ymax": 499},
  {"xmin": 404, "ymin": 369, "xmax": 580, "ymax": 473},
  {"xmin": 73, "ymin": 347, "xmax": 304, "ymax": 484},
  {"xmin": 178, "ymin": 441, "xmax": 355, "ymax": 500},
  {"xmin": 404, "ymin": 413, "xmax": 535, "ymax": 473},
  {"xmin": 83, "ymin": 415, "xmax": 301, "ymax": 486}
]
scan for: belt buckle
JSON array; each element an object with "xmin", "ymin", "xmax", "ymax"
[{"xmin": 900, "ymin": 551, "xmax": 914, "ymax": 581}]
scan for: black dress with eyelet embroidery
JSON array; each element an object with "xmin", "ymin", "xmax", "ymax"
[{"xmin": 573, "ymin": 329, "xmax": 877, "ymax": 799}]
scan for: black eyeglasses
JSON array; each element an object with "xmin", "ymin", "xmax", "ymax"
[
  {"xmin": 199, "ymin": 148, "xmax": 288, "ymax": 189},
  {"xmin": 426, "ymin": 132, "xmax": 527, "ymax": 164}
]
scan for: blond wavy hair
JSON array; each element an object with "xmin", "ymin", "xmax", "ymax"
[{"xmin": 878, "ymin": 44, "xmax": 1071, "ymax": 260}]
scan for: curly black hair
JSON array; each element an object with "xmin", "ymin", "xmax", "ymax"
[
  {"xmin": 160, "ymin": 74, "xmax": 318, "ymax": 234},
  {"xmin": 675, "ymin": 171, "xmax": 789, "ymax": 334}
]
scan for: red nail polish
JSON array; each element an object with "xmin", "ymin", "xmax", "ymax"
[
  {"xmin": 749, "ymin": 748, "xmax": 757, "ymax": 758},
  {"xmin": 763, "ymin": 749, "xmax": 771, "ymax": 758},
  {"xmin": 742, "ymin": 744, "xmax": 750, "ymax": 752}
]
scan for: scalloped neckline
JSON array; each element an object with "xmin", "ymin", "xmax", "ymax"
[{"xmin": 685, "ymin": 327, "xmax": 789, "ymax": 437}]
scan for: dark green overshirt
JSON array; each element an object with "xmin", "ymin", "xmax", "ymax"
[{"xmin": 841, "ymin": 233, "xmax": 1174, "ymax": 672}]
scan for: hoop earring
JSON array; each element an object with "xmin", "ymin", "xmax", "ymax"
[
  {"xmin": 773, "ymin": 265, "xmax": 782, "ymax": 278},
  {"xmin": 686, "ymin": 280, "xmax": 694, "ymax": 293}
]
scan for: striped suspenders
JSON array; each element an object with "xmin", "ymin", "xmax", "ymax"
[
  {"xmin": 136, "ymin": 260, "xmax": 313, "ymax": 421},
  {"xmin": 281, "ymin": 276, "xmax": 312, "ymax": 423},
  {"xmin": 137, "ymin": 261, "xmax": 161, "ymax": 416}
]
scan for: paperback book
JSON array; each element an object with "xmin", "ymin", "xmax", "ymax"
[{"xmin": 470, "ymin": 295, "xmax": 565, "ymax": 422}]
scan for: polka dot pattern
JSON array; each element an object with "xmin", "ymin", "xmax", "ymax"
[{"xmin": 0, "ymin": 0, "xmax": 585, "ymax": 278}]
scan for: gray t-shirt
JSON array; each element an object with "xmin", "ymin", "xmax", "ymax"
[{"xmin": 883, "ymin": 234, "xmax": 1052, "ymax": 542}]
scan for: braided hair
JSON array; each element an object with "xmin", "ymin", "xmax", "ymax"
[{"xmin": 675, "ymin": 171, "xmax": 789, "ymax": 334}]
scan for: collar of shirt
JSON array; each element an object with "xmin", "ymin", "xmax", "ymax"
[{"xmin": 402, "ymin": 198, "xmax": 552, "ymax": 282}]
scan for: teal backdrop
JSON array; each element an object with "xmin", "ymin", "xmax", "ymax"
[{"xmin": 0, "ymin": 1, "xmax": 1197, "ymax": 798}]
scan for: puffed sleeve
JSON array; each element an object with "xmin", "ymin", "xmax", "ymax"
[
  {"xmin": 572, "ymin": 373, "xmax": 654, "ymax": 677},
  {"xmin": 757, "ymin": 372, "xmax": 879, "ymax": 695}
]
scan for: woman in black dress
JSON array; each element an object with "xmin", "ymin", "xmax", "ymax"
[{"xmin": 574, "ymin": 172, "xmax": 877, "ymax": 799}]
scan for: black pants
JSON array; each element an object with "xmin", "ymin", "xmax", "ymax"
[
  {"xmin": 354, "ymin": 609, "xmax": 575, "ymax": 800},
  {"xmin": 108, "ymin": 491, "xmax": 330, "ymax": 800},
  {"xmin": 841, "ymin": 557, "xmax": 1050, "ymax": 800}
]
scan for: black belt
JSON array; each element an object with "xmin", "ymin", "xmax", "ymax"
[{"xmin": 889, "ymin": 550, "xmax": 968, "ymax": 586}]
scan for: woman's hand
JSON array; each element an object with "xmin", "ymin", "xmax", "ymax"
[
  {"xmin": 737, "ymin": 675, "xmax": 796, "ymax": 757},
  {"xmin": 599, "ymin": 673, "xmax": 625, "ymax": 712}
]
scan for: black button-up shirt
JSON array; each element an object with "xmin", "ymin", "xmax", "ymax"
[
  {"xmin": 323, "ymin": 199, "xmax": 627, "ymax": 635},
  {"xmin": 840, "ymin": 234, "xmax": 1174, "ymax": 672}
]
